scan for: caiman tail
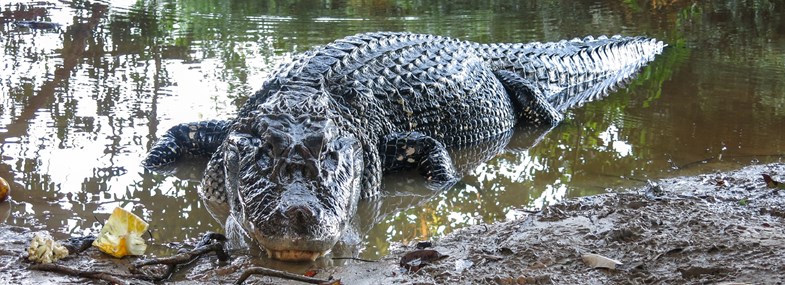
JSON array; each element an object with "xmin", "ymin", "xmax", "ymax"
[{"xmin": 479, "ymin": 35, "xmax": 666, "ymax": 111}]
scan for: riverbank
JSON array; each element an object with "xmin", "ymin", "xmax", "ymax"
[{"xmin": 1, "ymin": 163, "xmax": 784, "ymax": 284}]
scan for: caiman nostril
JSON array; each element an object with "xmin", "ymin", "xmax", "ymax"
[
  {"xmin": 284, "ymin": 205, "xmax": 316, "ymax": 223},
  {"xmin": 294, "ymin": 144, "xmax": 312, "ymax": 160}
]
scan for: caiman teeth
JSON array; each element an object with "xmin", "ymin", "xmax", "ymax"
[{"xmin": 266, "ymin": 249, "xmax": 322, "ymax": 261}]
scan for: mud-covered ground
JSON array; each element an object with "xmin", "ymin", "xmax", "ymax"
[{"xmin": 2, "ymin": 163, "xmax": 784, "ymax": 284}]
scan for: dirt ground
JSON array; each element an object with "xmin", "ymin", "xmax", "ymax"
[{"xmin": 2, "ymin": 163, "xmax": 785, "ymax": 284}]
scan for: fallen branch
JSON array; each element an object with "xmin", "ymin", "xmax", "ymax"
[
  {"xmin": 30, "ymin": 263, "xmax": 131, "ymax": 285},
  {"xmin": 132, "ymin": 232, "xmax": 228, "ymax": 281},
  {"xmin": 134, "ymin": 242, "xmax": 229, "ymax": 267},
  {"xmin": 235, "ymin": 266, "xmax": 337, "ymax": 285}
]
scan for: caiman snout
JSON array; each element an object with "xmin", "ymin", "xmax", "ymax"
[
  {"xmin": 254, "ymin": 201, "xmax": 335, "ymax": 262},
  {"xmin": 257, "ymin": 203, "xmax": 327, "ymax": 262}
]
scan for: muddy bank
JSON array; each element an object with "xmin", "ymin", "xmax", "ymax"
[
  {"xmin": 331, "ymin": 163, "xmax": 785, "ymax": 284},
  {"xmin": 2, "ymin": 163, "xmax": 784, "ymax": 284}
]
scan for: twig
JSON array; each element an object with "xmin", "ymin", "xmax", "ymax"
[
  {"xmin": 331, "ymin": 256, "xmax": 377, "ymax": 262},
  {"xmin": 518, "ymin": 209, "xmax": 542, "ymax": 214},
  {"xmin": 30, "ymin": 263, "xmax": 129, "ymax": 285},
  {"xmin": 132, "ymin": 233, "xmax": 228, "ymax": 281},
  {"xmin": 132, "ymin": 242, "xmax": 227, "ymax": 280},
  {"xmin": 134, "ymin": 242, "xmax": 228, "ymax": 267},
  {"xmin": 235, "ymin": 266, "xmax": 336, "ymax": 285},
  {"xmin": 679, "ymin": 157, "xmax": 715, "ymax": 169}
]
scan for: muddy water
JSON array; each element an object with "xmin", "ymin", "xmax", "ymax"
[{"xmin": 0, "ymin": 0, "xmax": 783, "ymax": 262}]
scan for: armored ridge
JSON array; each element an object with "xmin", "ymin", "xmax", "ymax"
[
  {"xmin": 143, "ymin": 32, "xmax": 665, "ymax": 261},
  {"xmin": 479, "ymin": 35, "xmax": 666, "ymax": 110}
]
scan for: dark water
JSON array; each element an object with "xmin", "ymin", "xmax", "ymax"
[{"xmin": 1, "ymin": 0, "xmax": 784, "ymax": 263}]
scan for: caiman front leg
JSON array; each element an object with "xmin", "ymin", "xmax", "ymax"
[
  {"xmin": 494, "ymin": 70, "xmax": 563, "ymax": 127},
  {"xmin": 380, "ymin": 132, "xmax": 459, "ymax": 190},
  {"xmin": 199, "ymin": 150, "xmax": 232, "ymax": 226},
  {"xmin": 143, "ymin": 120, "xmax": 233, "ymax": 169}
]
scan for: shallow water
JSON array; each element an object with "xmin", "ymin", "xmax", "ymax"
[{"xmin": 1, "ymin": 0, "xmax": 784, "ymax": 263}]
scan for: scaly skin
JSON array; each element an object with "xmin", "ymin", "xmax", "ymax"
[{"xmin": 143, "ymin": 32, "xmax": 665, "ymax": 261}]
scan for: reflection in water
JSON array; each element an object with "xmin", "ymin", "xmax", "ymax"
[{"xmin": 1, "ymin": 0, "xmax": 784, "ymax": 264}]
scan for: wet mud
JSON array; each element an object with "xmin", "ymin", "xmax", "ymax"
[
  {"xmin": 2, "ymin": 163, "xmax": 784, "ymax": 284},
  {"xmin": 333, "ymin": 163, "xmax": 785, "ymax": 284}
]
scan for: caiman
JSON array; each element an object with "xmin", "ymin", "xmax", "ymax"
[{"xmin": 143, "ymin": 32, "xmax": 665, "ymax": 261}]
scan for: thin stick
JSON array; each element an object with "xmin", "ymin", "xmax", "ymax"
[
  {"xmin": 331, "ymin": 256, "xmax": 377, "ymax": 262},
  {"xmin": 235, "ymin": 266, "xmax": 335, "ymax": 285},
  {"xmin": 30, "ymin": 263, "xmax": 129, "ymax": 285},
  {"xmin": 133, "ymin": 241, "xmax": 228, "ymax": 281},
  {"xmin": 134, "ymin": 242, "xmax": 228, "ymax": 267}
]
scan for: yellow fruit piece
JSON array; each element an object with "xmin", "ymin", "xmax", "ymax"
[
  {"xmin": 0, "ymin": 176, "xmax": 10, "ymax": 202},
  {"xmin": 92, "ymin": 207, "xmax": 149, "ymax": 258}
]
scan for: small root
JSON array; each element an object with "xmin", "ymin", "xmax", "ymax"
[
  {"xmin": 133, "ymin": 232, "xmax": 229, "ymax": 281},
  {"xmin": 331, "ymin": 256, "xmax": 377, "ymax": 262},
  {"xmin": 30, "ymin": 263, "xmax": 134, "ymax": 285},
  {"xmin": 235, "ymin": 266, "xmax": 338, "ymax": 285}
]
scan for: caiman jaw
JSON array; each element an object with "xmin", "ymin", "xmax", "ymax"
[{"xmin": 265, "ymin": 249, "xmax": 323, "ymax": 261}]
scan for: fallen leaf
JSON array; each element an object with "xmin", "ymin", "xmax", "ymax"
[
  {"xmin": 400, "ymin": 249, "xmax": 448, "ymax": 272},
  {"xmin": 762, "ymin": 174, "xmax": 785, "ymax": 189},
  {"xmin": 415, "ymin": 241, "xmax": 433, "ymax": 249},
  {"xmin": 303, "ymin": 270, "xmax": 318, "ymax": 277},
  {"xmin": 581, "ymin": 253, "xmax": 622, "ymax": 270}
]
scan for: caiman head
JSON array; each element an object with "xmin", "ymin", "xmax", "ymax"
[{"xmin": 221, "ymin": 113, "xmax": 363, "ymax": 261}]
